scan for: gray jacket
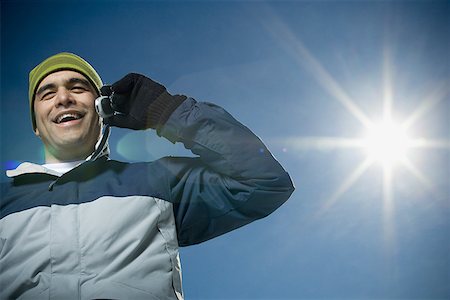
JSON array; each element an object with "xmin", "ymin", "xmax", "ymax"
[{"xmin": 1, "ymin": 98, "xmax": 294, "ymax": 299}]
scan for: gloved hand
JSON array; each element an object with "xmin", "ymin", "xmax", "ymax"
[{"xmin": 104, "ymin": 73, "xmax": 186, "ymax": 130}]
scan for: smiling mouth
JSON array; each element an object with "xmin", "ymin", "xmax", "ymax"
[{"xmin": 54, "ymin": 113, "xmax": 84, "ymax": 124}]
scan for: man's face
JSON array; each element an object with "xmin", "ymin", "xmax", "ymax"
[{"xmin": 34, "ymin": 70, "xmax": 101, "ymax": 163}]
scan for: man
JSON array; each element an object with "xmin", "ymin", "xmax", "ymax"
[{"xmin": 0, "ymin": 52, "xmax": 294, "ymax": 299}]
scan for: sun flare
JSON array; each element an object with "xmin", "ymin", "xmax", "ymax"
[
  {"xmin": 363, "ymin": 119, "xmax": 411, "ymax": 166},
  {"xmin": 264, "ymin": 11, "xmax": 449, "ymax": 255}
]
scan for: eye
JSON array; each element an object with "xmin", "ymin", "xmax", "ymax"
[
  {"xmin": 72, "ymin": 85, "xmax": 88, "ymax": 93},
  {"xmin": 40, "ymin": 91, "xmax": 55, "ymax": 100}
]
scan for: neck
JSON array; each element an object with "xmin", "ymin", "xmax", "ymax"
[{"xmin": 44, "ymin": 147, "xmax": 92, "ymax": 163}]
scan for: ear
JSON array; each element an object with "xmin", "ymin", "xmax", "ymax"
[{"xmin": 34, "ymin": 127, "xmax": 40, "ymax": 137}]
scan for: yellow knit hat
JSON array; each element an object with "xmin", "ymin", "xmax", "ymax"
[{"xmin": 29, "ymin": 52, "xmax": 103, "ymax": 130}]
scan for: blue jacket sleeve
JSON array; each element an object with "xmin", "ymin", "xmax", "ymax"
[{"xmin": 158, "ymin": 98, "xmax": 295, "ymax": 246}]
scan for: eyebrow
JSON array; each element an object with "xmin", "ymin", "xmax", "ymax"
[
  {"xmin": 68, "ymin": 77, "xmax": 91, "ymax": 87},
  {"xmin": 35, "ymin": 77, "xmax": 93, "ymax": 97},
  {"xmin": 35, "ymin": 83, "xmax": 56, "ymax": 97}
]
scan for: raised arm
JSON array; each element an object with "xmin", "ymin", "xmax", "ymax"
[
  {"xmin": 159, "ymin": 99, "xmax": 294, "ymax": 246},
  {"xmin": 106, "ymin": 73, "xmax": 295, "ymax": 246}
]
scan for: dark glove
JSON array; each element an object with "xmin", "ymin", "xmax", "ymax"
[{"xmin": 104, "ymin": 73, "xmax": 186, "ymax": 130}]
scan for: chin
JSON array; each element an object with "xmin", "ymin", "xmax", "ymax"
[{"xmin": 57, "ymin": 135, "xmax": 97, "ymax": 151}]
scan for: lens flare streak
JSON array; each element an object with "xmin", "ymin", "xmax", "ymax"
[
  {"xmin": 260, "ymin": 7, "xmax": 373, "ymax": 129},
  {"xmin": 318, "ymin": 157, "xmax": 374, "ymax": 216}
]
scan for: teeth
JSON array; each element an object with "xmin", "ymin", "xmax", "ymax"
[{"xmin": 56, "ymin": 113, "xmax": 82, "ymax": 124}]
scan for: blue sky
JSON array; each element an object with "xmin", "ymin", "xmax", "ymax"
[{"xmin": 1, "ymin": 1, "xmax": 449, "ymax": 299}]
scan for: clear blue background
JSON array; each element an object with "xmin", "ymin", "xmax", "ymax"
[{"xmin": 1, "ymin": 1, "xmax": 448, "ymax": 299}]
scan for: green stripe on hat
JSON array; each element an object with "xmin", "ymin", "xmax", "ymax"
[{"xmin": 29, "ymin": 52, "xmax": 103, "ymax": 131}]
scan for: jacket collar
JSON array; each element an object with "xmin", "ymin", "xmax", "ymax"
[
  {"xmin": 6, "ymin": 151, "xmax": 109, "ymax": 178},
  {"xmin": 6, "ymin": 162, "xmax": 63, "ymax": 178}
]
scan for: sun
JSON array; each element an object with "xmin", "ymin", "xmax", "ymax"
[
  {"xmin": 263, "ymin": 12, "xmax": 449, "ymax": 253},
  {"xmin": 362, "ymin": 119, "xmax": 411, "ymax": 167}
]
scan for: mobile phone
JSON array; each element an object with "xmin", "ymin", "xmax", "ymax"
[
  {"xmin": 95, "ymin": 95, "xmax": 115, "ymax": 118},
  {"xmin": 95, "ymin": 85, "xmax": 115, "ymax": 118}
]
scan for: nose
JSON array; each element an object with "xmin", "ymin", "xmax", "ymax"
[{"xmin": 55, "ymin": 88, "xmax": 76, "ymax": 108}]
